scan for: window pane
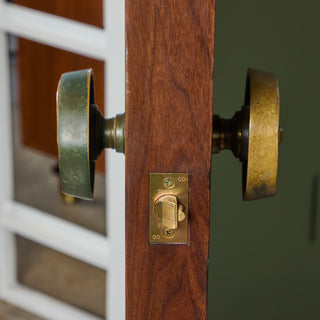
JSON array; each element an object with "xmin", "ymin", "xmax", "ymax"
[
  {"xmin": 16, "ymin": 236, "xmax": 106, "ymax": 318},
  {"xmin": 10, "ymin": 36, "xmax": 106, "ymax": 234},
  {"xmin": 12, "ymin": 0, "xmax": 103, "ymax": 28}
]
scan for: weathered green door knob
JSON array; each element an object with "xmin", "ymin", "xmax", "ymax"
[{"xmin": 57, "ymin": 69, "xmax": 124, "ymax": 200}]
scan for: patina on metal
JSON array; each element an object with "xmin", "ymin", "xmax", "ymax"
[
  {"xmin": 57, "ymin": 69, "xmax": 124, "ymax": 200},
  {"xmin": 213, "ymin": 68, "xmax": 281, "ymax": 200},
  {"xmin": 57, "ymin": 68, "xmax": 281, "ymax": 202}
]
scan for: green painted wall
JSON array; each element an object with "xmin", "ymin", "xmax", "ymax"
[{"xmin": 208, "ymin": 0, "xmax": 320, "ymax": 319}]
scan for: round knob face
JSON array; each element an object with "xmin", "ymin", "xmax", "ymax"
[
  {"xmin": 57, "ymin": 69, "xmax": 95, "ymax": 200},
  {"xmin": 243, "ymin": 68, "xmax": 280, "ymax": 200},
  {"xmin": 57, "ymin": 69, "xmax": 125, "ymax": 200}
]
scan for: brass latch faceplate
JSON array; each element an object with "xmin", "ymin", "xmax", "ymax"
[{"xmin": 149, "ymin": 173, "xmax": 189, "ymax": 244}]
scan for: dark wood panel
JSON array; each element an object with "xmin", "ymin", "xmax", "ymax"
[
  {"xmin": 18, "ymin": 38, "xmax": 106, "ymax": 172},
  {"xmin": 125, "ymin": 1, "xmax": 215, "ymax": 319},
  {"xmin": 14, "ymin": 0, "xmax": 103, "ymax": 28}
]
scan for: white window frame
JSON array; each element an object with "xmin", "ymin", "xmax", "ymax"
[{"xmin": 0, "ymin": 1, "xmax": 125, "ymax": 319}]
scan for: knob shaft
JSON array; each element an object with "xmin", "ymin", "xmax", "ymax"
[{"xmin": 57, "ymin": 68, "xmax": 281, "ymax": 202}]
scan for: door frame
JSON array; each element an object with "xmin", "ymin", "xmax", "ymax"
[{"xmin": 0, "ymin": 1, "xmax": 125, "ymax": 319}]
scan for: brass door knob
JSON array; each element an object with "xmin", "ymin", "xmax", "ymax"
[
  {"xmin": 56, "ymin": 68, "xmax": 281, "ymax": 201},
  {"xmin": 56, "ymin": 69, "xmax": 124, "ymax": 200},
  {"xmin": 212, "ymin": 68, "xmax": 281, "ymax": 200}
]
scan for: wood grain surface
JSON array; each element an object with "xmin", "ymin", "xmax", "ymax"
[{"xmin": 125, "ymin": 1, "xmax": 215, "ymax": 319}]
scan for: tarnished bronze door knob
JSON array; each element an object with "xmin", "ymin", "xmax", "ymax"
[
  {"xmin": 56, "ymin": 68, "xmax": 281, "ymax": 201},
  {"xmin": 212, "ymin": 68, "xmax": 281, "ymax": 200},
  {"xmin": 56, "ymin": 69, "xmax": 124, "ymax": 200}
]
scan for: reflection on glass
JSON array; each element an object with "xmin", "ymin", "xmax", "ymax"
[
  {"xmin": 9, "ymin": 36, "xmax": 106, "ymax": 234},
  {"xmin": 12, "ymin": 0, "xmax": 103, "ymax": 28}
]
